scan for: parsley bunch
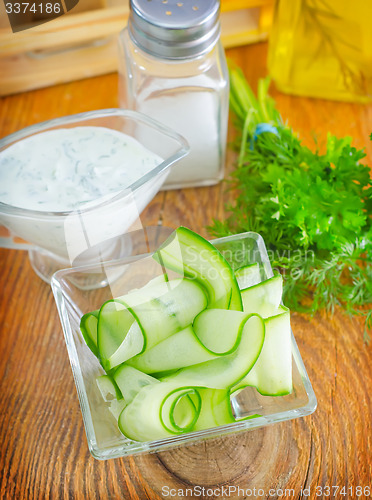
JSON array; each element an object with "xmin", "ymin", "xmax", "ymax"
[{"xmin": 209, "ymin": 69, "xmax": 372, "ymax": 339}]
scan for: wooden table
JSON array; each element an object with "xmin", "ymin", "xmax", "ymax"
[{"xmin": 0, "ymin": 43, "xmax": 371, "ymax": 499}]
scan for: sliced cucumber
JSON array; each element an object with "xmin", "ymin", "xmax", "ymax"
[
  {"xmin": 193, "ymin": 309, "xmax": 251, "ymax": 354},
  {"xmin": 153, "ymin": 226, "xmax": 243, "ymax": 311},
  {"xmin": 113, "ymin": 364, "xmax": 160, "ymax": 405},
  {"xmin": 119, "ymin": 277, "xmax": 208, "ymax": 349},
  {"xmin": 127, "ymin": 308, "xmax": 255, "ymax": 375},
  {"xmin": 105, "ymin": 320, "xmax": 144, "ymax": 371},
  {"xmin": 96, "ymin": 375, "xmax": 126, "ymax": 420},
  {"xmin": 192, "ymin": 388, "xmax": 235, "ymax": 431},
  {"xmin": 235, "ymin": 263, "xmax": 261, "ymax": 289},
  {"xmin": 97, "ymin": 301, "xmax": 140, "ymax": 371},
  {"xmin": 108, "ymin": 399, "xmax": 127, "ymax": 420},
  {"xmin": 80, "ymin": 310, "xmax": 99, "ymax": 357},
  {"xmin": 161, "ymin": 313, "xmax": 265, "ymax": 390},
  {"xmin": 80, "ymin": 226, "xmax": 294, "ymax": 443},
  {"xmin": 98, "ymin": 278, "xmax": 207, "ymax": 371},
  {"xmin": 127, "ymin": 325, "xmax": 218, "ymax": 374},
  {"xmin": 234, "ymin": 306, "xmax": 292, "ymax": 396},
  {"xmin": 241, "ymin": 274, "xmax": 283, "ymax": 318},
  {"xmin": 118, "ymin": 382, "xmax": 201, "ymax": 442},
  {"xmin": 160, "ymin": 386, "xmax": 201, "ymax": 433},
  {"xmin": 96, "ymin": 374, "xmax": 122, "ymax": 401}
]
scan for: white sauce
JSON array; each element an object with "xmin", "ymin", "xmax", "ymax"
[{"xmin": 0, "ymin": 126, "xmax": 163, "ymax": 212}]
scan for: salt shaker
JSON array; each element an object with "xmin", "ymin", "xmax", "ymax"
[{"xmin": 118, "ymin": 0, "xmax": 229, "ymax": 189}]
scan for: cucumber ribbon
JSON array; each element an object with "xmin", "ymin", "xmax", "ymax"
[{"xmin": 80, "ymin": 227, "xmax": 293, "ymax": 442}]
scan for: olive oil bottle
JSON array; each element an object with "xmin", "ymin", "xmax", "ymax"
[{"xmin": 268, "ymin": 0, "xmax": 372, "ymax": 102}]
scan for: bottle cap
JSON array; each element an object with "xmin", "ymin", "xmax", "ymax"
[{"xmin": 129, "ymin": 0, "xmax": 221, "ymax": 59}]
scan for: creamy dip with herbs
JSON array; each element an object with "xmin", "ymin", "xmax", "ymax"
[{"xmin": 0, "ymin": 126, "xmax": 163, "ymax": 212}]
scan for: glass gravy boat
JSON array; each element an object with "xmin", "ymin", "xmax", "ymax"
[{"xmin": 0, "ymin": 109, "xmax": 188, "ymax": 283}]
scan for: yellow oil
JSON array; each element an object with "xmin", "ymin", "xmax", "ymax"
[{"xmin": 268, "ymin": 0, "xmax": 372, "ymax": 102}]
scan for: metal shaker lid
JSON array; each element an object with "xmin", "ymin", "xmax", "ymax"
[{"xmin": 128, "ymin": 0, "xmax": 221, "ymax": 59}]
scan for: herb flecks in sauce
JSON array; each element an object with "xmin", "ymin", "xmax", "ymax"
[{"xmin": 0, "ymin": 127, "xmax": 163, "ymax": 212}]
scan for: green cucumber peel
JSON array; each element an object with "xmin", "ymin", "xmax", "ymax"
[
  {"xmin": 97, "ymin": 300, "xmax": 142, "ymax": 371},
  {"xmin": 193, "ymin": 309, "xmax": 253, "ymax": 355},
  {"xmin": 160, "ymin": 313, "xmax": 265, "ymax": 390},
  {"xmin": 113, "ymin": 364, "xmax": 160, "ymax": 405},
  {"xmin": 117, "ymin": 278, "xmax": 208, "ymax": 342},
  {"xmin": 118, "ymin": 382, "xmax": 202, "ymax": 442},
  {"xmin": 235, "ymin": 263, "xmax": 261, "ymax": 289},
  {"xmin": 241, "ymin": 274, "xmax": 283, "ymax": 318},
  {"xmin": 105, "ymin": 318, "xmax": 144, "ymax": 371},
  {"xmin": 192, "ymin": 388, "xmax": 235, "ymax": 431},
  {"xmin": 162, "ymin": 387, "xmax": 201, "ymax": 433},
  {"xmin": 127, "ymin": 325, "xmax": 219, "ymax": 374},
  {"xmin": 96, "ymin": 374, "xmax": 126, "ymax": 420},
  {"xmin": 153, "ymin": 226, "xmax": 243, "ymax": 312},
  {"xmin": 194, "ymin": 388, "xmax": 260, "ymax": 430},
  {"xmin": 80, "ymin": 310, "xmax": 99, "ymax": 357},
  {"xmin": 98, "ymin": 278, "xmax": 207, "ymax": 371},
  {"xmin": 118, "ymin": 382, "xmax": 263, "ymax": 441},
  {"xmin": 117, "ymin": 278, "xmax": 208, "ymax": 350},
  {"xmin": 91, "ymin": 275, "xmax": 169, "ymax": 369},
  {"xmin": 96, "ymin": 374, "xmax": 123, "ymax": 401},
  {"xmin": 127, "ymin": 309, "xmax": 255, "ymax": 374},
  {"xmin": 233, "ymin": 306, "xmax": 293, "ymax": 396}
]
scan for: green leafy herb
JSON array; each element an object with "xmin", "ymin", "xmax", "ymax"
[{"xmin": 209, "ymin": 68, "xmax": 372, "ymax": 340}]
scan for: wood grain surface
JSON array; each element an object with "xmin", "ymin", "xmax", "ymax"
[{"xmin": 0, "ymin": 43, "xmax": 371, "ymax": 500}]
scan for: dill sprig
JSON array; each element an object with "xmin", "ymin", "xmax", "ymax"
[{"xmin": 208, "ymin": 68, "xmax": 372, "ymax": 341}]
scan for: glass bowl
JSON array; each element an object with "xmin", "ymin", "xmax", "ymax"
[
  {"xmin": 0, "ymin": 109, "xmax": 188, "ymax": 283},
  {"xmin": 51, "ymin": 230, "xmax": 317, "ymax": 460}
]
